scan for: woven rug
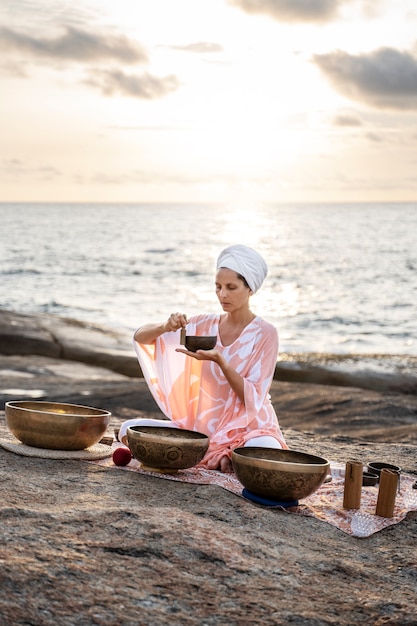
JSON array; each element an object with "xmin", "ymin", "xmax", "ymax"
[
  {"xmin": 92, "ymin": 443, "xmax": 417, "ymax": 538},
  {"xmin": 0, "ymin": 432, "xmax": 112, "ymax": 461}
]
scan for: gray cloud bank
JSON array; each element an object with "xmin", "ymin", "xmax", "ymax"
[
  {"xmin": 0, "ymin": 26, "xmax": 147, "ymax": 63},
  {"xmin": 314, "ymin": 47, "xmax": 417, "ymax": 109},
  {"xmin": 228, "ymin": 0, "xmax": 342, "ymax": 22},
  {"xmin": 0, "ymin": 26, "xmax": 179, "ymax": 100}
]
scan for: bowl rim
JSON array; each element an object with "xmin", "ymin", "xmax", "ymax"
[
  {"xmin": 231, "ymin": 446, "xmax": 330, "ymax": 470},
  {"xmin": 367, "ymin": 461, "xmax": 401, "ymax": 473},
  {"xmin": 5, "ymin": 400, "xmax": 111, "ymax": 418},
  {"xmin": 184, "ymin": 335, "xmax": 217, "ymax": 339},
  {"xmin": 127, "ymin": 425, "xmax": 209, "ymax": 440}
]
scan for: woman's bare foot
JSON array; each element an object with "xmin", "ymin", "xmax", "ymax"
[{"xmin": 220, "ymin": 456, "xmax": 233, "ymax": 473}]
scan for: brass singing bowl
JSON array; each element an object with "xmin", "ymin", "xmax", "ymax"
[
  {"xmin": 367, "ymin": 461, "xmax": 401, "ymax": 481},
  {"xmin": 184, "ymin": 335, "xmax": 217, "ymax": 352},
  {"xmin": 231, "ymin": 447, "xmax": 330, "ymax": 501},
  {"xmin": 362, "ymin": 471, "xmax": 379, "ymax": 486},
  {"xmin": 5, "ymin": 400, "xmax": 111, "ymax": 450},
  {"xmin": 127, "ymin": 425, "xmax": 209, "ymax": 472}
]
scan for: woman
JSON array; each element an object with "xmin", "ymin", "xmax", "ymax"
[{"xmin": 119, "ymin": 244, "xmax": 287, "ymax": 472}]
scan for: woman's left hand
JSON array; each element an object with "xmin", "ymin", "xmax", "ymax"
[{"xmin": 175, "ymin": 347, "xmax": 219, "ymax": 362}]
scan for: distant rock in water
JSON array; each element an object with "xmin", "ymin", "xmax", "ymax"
[{"xmin": 0, "ymin": 309, "xmax": 416, "ymax": 395}]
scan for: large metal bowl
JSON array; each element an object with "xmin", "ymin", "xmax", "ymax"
[
  {"xmin": 231, "ymin": 447, "xmax": 330, "ymax": 501},
  {"xmin": 5, "ymin": 400, "xmax": 111, "ymax": 450},
  {"xmin": 127, "ymin": 425, "xmax": 209, "ymax": 472}
]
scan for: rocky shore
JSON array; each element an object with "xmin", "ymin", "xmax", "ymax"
[
  {"xmin": 1, "ymin": 309, "xmax": 417, "ymax": 394},
  {"xmin": 1, "ymin": 309, "xmax": 417, "ymax": 625}
]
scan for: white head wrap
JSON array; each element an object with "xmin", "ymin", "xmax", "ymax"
[{"xmin": 216, "ymin": 244, "xmax": 268, "ymax": 293}]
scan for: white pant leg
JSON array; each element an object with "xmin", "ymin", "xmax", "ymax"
[
  {"xmin": 244, "ymin": 435, "xmax": 282, "ymax": 449},
  {"xmin": 118, "ymin": 418, "xmax": 178, "ymax": 444}
]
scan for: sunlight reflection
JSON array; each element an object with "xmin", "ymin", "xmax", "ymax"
[
  {"xmin": 219, "ymin": 202, "xmax": 266, "ymax": 249},
  {"xmin": 257, "ymin": 281, "xmax": 301, "ymax": 319}
]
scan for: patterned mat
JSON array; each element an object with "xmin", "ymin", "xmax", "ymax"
[
  {"xmin": 93, "ymin": 443, "xmax": 417, "ymax": 538},
  {"xmin": 0, "ymin": 433, "xmax": 112, "ymax": 460}
]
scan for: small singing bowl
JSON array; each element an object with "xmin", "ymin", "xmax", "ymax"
[
  {"xmin": 5, "ymin": 400, "xmax": 111, "ymax": 450},
  {"xmin": 362, "ymin": 471, "xmax": 379, "ymax": 486},
  {"xmin": 185, "ymin": 335, "xmax": 217, "ymax": 352},
  {"xmin": 127, "ymin": 426, "xmax": 209, "ymax": 472},
  {"xmin": 367, "ymin": 462, "xmax": 401, "ymax": 480},
  {"xmin": 231, "ymin": 447, "xmax": 330, "ymax": 502}
]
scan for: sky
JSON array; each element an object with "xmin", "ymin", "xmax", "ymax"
[{"xmin": 1, "ymin": 0, "xmax": 417, "ymax": 204}]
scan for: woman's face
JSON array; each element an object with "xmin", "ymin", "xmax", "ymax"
[{"xmin": 215, "ymin": 267, "xmax": 251, "ymax": 313}]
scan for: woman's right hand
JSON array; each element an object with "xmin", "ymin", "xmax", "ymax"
[
  {"xmin": 134, "ymin": 312, "xmax": 187, "ymax": 344},
  {"xmin": 165, "ymin": 312, "xmax": 188, "ymax": 332}
]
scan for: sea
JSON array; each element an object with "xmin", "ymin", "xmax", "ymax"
[{"xmin": 1, "ymin": 202, "xmax": 416, "ymax": 376}]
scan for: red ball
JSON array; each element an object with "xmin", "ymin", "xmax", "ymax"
[{"xmin": 112, "ymin": 447, "xmax": 132, "ymax": 466}]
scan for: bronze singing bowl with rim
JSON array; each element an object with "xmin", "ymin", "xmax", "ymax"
[
  {"xmin": 362, "ymin": 471, "xmax": 379, "ymax": 486},
  {"xmin": 5, "ymin": 400, "xmax": 111, "ymax": 450},
  {"xmin": 367, "ymin": 461, "xmax": 401, "ymax": 481},
  {"xmin": 184, "ymin": 335, "xmax": 217, "ymax": 352},
  {"xmin": 231, "ymin": 447, "xmax": 330, "ymax": 501},
  {"xmin": 127, "ymin": 425, "xmax": 209, "ymax": 472}
]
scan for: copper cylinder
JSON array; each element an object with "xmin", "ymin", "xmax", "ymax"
[
  {"xmin": 343, "ymin": 460, "xmax": 363, "ymax": 509},
  {"xmin": 375, "ymin": 469, "xmax": 399, "ymax": 518}
]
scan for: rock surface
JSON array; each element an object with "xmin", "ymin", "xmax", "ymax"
[
  {"xmin": 0, "ymin": 309, "xmax": 138, "ymax": 377},
  {"xmin": 1, "ymin": 310, "xmax": 417, "ymax": 625}
]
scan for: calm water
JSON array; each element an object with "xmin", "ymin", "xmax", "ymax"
[{"xmin": 1, "ymin": 202, "xmax": 416, "ymax": 358}]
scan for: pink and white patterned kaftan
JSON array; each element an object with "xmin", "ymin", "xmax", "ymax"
[{"xmin": 134, "ymin": 313, "xmax": 287, "ymax": 469}]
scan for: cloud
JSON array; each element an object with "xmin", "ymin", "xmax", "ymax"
[
  {"xmin": 314, "ymin": 47, "xmax": 417, "ymax": 109},
  {"xmin": 85, "ymin": 70, "xmax": 179, "ymax": 99},
  {"xmin": 0, "ymin": 26, "xmax": 147, "ymax": 64},
  {"xmin": 366, "ymin": 132, "xmax": 384, "ymax": 142},
  {"xmin": 228, "ymin": 0, "xmax": 342, "ymax": 23},
  {"xmin": 0, "ymin": 59, "xmax": 29, "ymax": 77},
  {"xmin": 0, "ymin": 25, "xmax": 180, "ymax": 100},
  {"xmin": 332, "ymin": 114, "xmax": 363, "ymax": 127},
  {"xmin": 170, "ymin": 42, "xmax": 224, "ymax": 54},
  {"xmin": 1, "ymin": 158, "xmax": 62, "ymax": 181}
]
